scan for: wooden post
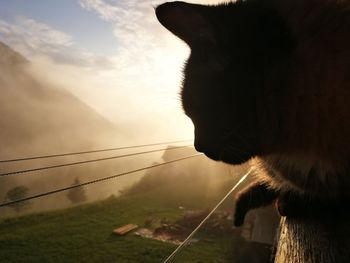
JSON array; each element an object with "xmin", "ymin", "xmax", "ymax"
[{"xmin": 275, "ymin": 216, "xmax": 350, "ymax": 263}]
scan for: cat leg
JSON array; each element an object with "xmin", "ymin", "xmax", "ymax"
[{"xmin": 234, "ymin": 181, "xmax": 278, "ymax": 227}]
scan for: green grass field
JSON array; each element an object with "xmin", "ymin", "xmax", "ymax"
[{"xmin": 0, "ymin": 194, "xmax": 240, "ymax": 263}]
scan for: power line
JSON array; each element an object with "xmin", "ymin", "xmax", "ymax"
[
  {"xmin": 0, "ymin": 139, "xmax": 193, "ymax": 163},
  {"xmin": 0, "ymin": 145, "xmax": 194, "ymax": 177},
  {"xmin": 0, "ymin": 153, "xmax": 203, "ymax": 208},
  {"xmin": 163, "ymin": 168, "xmax": 252, "ymax": 263}
]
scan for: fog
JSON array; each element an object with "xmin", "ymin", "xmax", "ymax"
[
  {"xmin": 0, "ymin": 0, "xmax": 247, "ymax": 218},
  {"xmin": 0, "ymin": 42, "xmax": 177, "ymax": 215},
  {"xmin": 0, "ymin": 43, "xmax": 199, "ymax": 218}
]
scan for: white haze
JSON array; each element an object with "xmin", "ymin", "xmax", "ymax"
[
  {"xmin": 0, "ymin": 0, "xmax": 239, "ymax": 217},
  {"xmin": 0, "ymin": 0, "xmax": 224, "ymax": 143}
]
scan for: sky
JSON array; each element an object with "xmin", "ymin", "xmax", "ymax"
[{"xmin": 0, "ymin": 0, "xmax": 221, "ymax": 142}]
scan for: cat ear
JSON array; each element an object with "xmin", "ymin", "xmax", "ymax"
[{"xmin": 156, "ymin": 1, "xmax": 216, "ymax": 46}]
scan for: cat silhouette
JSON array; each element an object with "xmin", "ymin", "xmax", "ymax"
[{"xmin": 156, "ymin": 0, "xmax": 350, "ymax": 226}]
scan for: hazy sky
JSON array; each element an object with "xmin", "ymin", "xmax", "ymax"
[{"xmin": 0, "ymin": 0, "xmax": 221, "ymax": 142}]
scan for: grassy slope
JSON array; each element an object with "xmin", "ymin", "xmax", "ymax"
[
  {"xmin": 0, "ymin": 195, "xmax": 238, "ymax": 263},
  {"xmin": 0, "ymin": 157, "xmax": 246, "ymax": 262}
]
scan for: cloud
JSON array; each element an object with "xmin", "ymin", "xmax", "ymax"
[
  {"xmin": 78, "ymin": 0, "xmax": 188, "ymax": 85},
  {"xmin": 78, "ymin": 0, "xmax": 224, "ymax": 68},
  {"xmin": 1, "ymin": 0, "xmax": 212, "ymax": 141},
  {"xmin": 76, "ymin": 0, "xmax": 222, "ymax": 94},
  {"xmin": 0, "ymin": 17, "xmax": 72, "ymax": 54},
  {"xmin": 79, "ymin": 0, "xmax": 122, "ymax": 23},
  {"xmin": 0, "ymin": 17, "xmax": 114, "ymax": 69},
  {"xmin": 73, "ymin": 0, "xmax": 224, "ymax": 138}
]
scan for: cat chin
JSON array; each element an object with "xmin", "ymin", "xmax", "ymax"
[
  {"xmin": 202, "ymin": 150, "xmax": 252, "ymax": 165},
  {"xmin": 220, "ymin": 155, "xmax": 252, "ymax": 165},
  {"xmin": 221, "ymin": 148, "xmax": 255, "ymax": 165}
]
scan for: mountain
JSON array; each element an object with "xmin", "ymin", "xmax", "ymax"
[
  {"xmin": 0, "ymin": 42, "xmax": 131, "ymax": 209},
  {"xmin": 0, "ymin": 42, "xmax": 123, "ymax": 157}
]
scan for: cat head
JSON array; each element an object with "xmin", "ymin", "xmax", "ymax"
[{"xmin": 156, "ymin": 1, "xmax": 294, "ymax": 164}]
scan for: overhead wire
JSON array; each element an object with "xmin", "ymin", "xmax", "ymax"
[
  {"xmin": 0, "ymin": 139, "xmax": 193, "ymax": 163},
  {"xmin": 163, "ymin": 168, "xmax": 253, "ymax": 263},
  {"xmin": 0, "ymin": 153, "xmax": 204, "ymax": 208},
  {"xmin": 0, "ymin": 145, "xmax": 193, "ymax": 177}
]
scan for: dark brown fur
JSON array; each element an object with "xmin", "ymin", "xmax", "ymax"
[{"xmin": 156, "ymin": 0, "xmax": 350, "ymax": 226}]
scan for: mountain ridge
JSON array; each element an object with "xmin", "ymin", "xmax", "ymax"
[{"xmin": 0, "ymin": 41, "xmax": 124, "ymax": 157}]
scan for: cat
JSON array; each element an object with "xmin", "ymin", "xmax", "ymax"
[{"xmin": 156, "ymin": 0, "xmax": 350, "ymax": 226}]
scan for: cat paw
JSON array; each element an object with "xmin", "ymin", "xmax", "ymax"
[
  {"xmin": 233, "ymin": 181, "xmax": 278, "ymax": 227},
  {"xmin": 233, "ymin": 211, "xmax": 246, "ymax": 227}
]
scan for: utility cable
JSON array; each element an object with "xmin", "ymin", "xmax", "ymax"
[
  {"xmin": 163, "ymin": 168, "xmax": 252, "ymax": 263},
  {"xmin": 0, "ymin": 145, "xmax": 193, "ymax": 177},
  {"xmin": 0, "ymin": 139, "xmax": 193, "ymax": 163},
  {"xmin": 0, "ymin": 153, "xmax": 203, "ymax": 208}
]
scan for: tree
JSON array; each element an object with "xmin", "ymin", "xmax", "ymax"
[
  {"xmin": 67, "ymin": 177, "xmax": 87, "ymax": 204},
  {"xmin": 5, "ymin": 186, "xmax": 30, "ymax": 213}
]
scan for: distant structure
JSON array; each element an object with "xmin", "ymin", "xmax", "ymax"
[
  {"xmin": 242, "ymin": 205, "xmax": 280, "ymax": 244},
  {"xmin": 67, "ymin": 178, "xmax": 87, "ymax": 204},
  {"xmin": 239, "ymin": 205, "xmax": 280, "ymax": 263},
  {"xmin": 161, "ymin": 145, "xmax": 197, "ymax": 162}
]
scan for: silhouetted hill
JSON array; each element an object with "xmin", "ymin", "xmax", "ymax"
[
  {"xmin": 0, "ymin": 42, "xmax": 122, "ymax": 157},
  {"xmin": 0, "ymin": 42, "xmax": 129, "ymax": 210},
  {"xmin": 0, "ymin": 42, "xmax": 28, "ymax": 66}
]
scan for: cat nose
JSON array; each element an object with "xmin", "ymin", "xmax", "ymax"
[
  {"xmin": 194, "ymin": 130, "xmax": 207, "ymax": 152},
  {"xmin": 194, "ymin": 137, "xmax": 205, "ymax": 152},
  {"xmin": 194, "ymin": 143, "xmax": 204, "ymax": 152}
]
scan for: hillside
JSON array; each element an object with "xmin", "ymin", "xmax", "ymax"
[
  {"xmin": 122, "ymin": 146, "xmax": 249, "ymax": 208},
  {"xmin": 0, "ymin": 153, "xmax": 274, "ymax": 262},
  {"xmin": 0, "ymin": 42, "xmax": 131, "ymax": 210},
  {"xmin": 0, "ymin": 189, "xmax": 242, "ymax": 263},
  {"xmin": 0, "ymin": 42, "xmax": 123, "ymax": 157}
]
